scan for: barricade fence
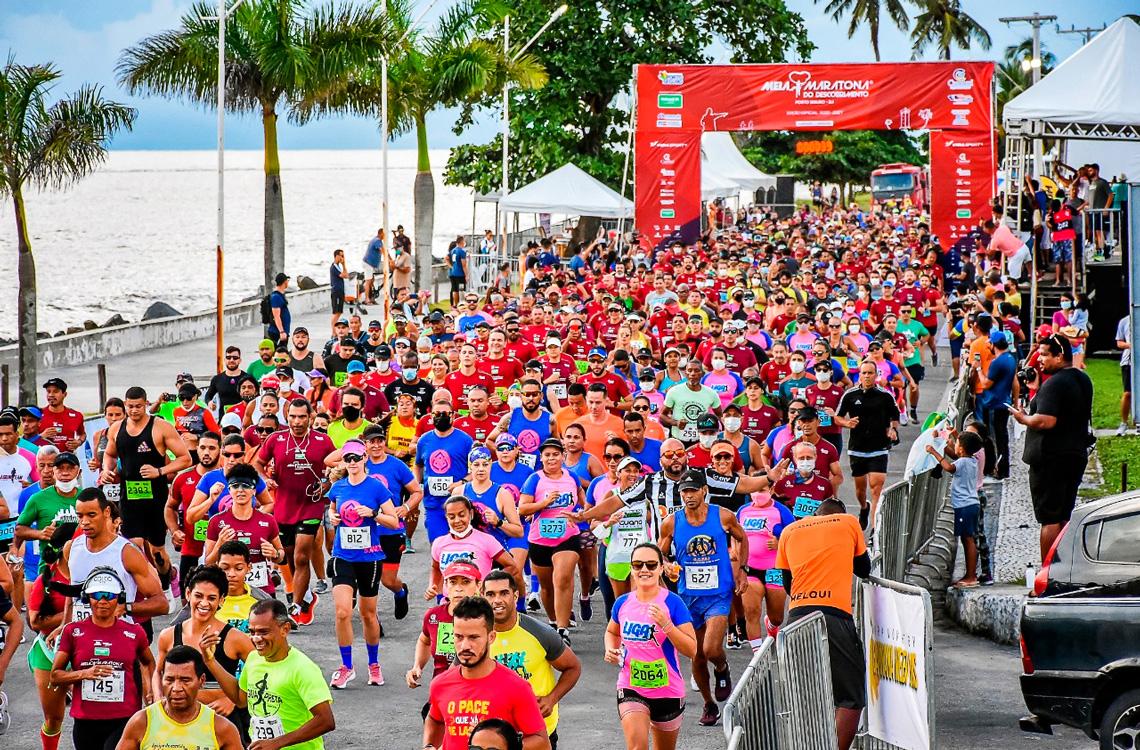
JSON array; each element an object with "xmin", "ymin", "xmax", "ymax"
[{"xmin": 724, "ymin": 612, "xmax": 838, "ymax": 750}]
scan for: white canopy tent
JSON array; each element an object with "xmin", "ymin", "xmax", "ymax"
[
  {"xmin": 1004, "ymin": 17, "xmax": 1140, "ymax": 140},
  {"xmin": 701, "ymin": 132, "xmax": 777, "ymax": 196},
  {"xmin": 498, "ymin": 162, "xmax": 633, "ymax": 218}
]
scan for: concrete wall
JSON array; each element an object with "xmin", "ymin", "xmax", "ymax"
[{"xmin": 0, "ymin": 286, "xmax": 331, "ymax": 372}]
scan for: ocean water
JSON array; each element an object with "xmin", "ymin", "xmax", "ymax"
[{"xmin": 0, "ymin": 149, "xmax": 491, "ymax": 338}]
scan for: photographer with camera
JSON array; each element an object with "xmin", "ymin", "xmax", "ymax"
[{"xmin": 973, "ymin": 331, "xmax": 1017, "ymax": 480}]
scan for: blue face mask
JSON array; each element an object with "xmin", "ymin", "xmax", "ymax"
[
  {"xmin": 402, "ymin": 368, "xmax": 417, "ymax": 380},
  {"xmin": 1060, "ymin": 300, "xmax": 1072, "ymax": 310}
]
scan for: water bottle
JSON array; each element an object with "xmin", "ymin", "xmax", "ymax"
[{"xmin": 1025, "ymin": 562, "xmax": 1035, "ymax": 591}]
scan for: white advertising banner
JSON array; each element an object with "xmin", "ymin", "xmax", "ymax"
[{"xmin": 863, "ymin": 581, "xmax": 931, "ymax": 750}]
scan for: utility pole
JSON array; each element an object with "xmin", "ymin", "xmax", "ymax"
[
  {"xmin": 1055, "ymin": 23, "xmax": 1105, "ymax": 45},
  {"xmin": 999, "ymin": 13, "xmax": 1056, "ymax": 178}
]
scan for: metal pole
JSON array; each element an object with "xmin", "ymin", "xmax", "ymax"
[
  {"xmin": 616, "ymin": 76, "xmax": 634, "ymax": 249},
  {"xmin": 500, "ymin": 15, "xmax": 509, "ymax": 259},
  {"xmin": 999, "ymin": 14, "xmax": 1055, "ymax": 179},
  {"xmin": 1, "ymin": 364, "xmax": 9, "ymax": 408},
  {"xmin": 215, "ymin": 0, "xmax": 226, "ymax": 373},
  {"xmin": 381, "ymin": 0, "xmax": 390, "ymax": 332},
  {"xmin": 1129, "ymin": 184, "xmax": 1140, "ymax": 426}
]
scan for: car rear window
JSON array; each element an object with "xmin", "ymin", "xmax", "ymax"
[{"xmin": 1083, "ymin": 512, "xmax": 1140, "ymax": 563}]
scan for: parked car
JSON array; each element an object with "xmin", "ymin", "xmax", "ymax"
[{"xmin": 1019, "ymin": 492, "xmax": 1140, "ymax": 747}]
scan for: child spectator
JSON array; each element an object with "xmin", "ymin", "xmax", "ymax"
[{"xmin": 926, "ymin": 431, "xmax": 983, "ymax": 588}]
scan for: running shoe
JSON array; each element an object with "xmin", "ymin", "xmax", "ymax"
[
  {"xmin": 568, "ymin": 617, "xmax": 578, "ymax": 629},
  {"xmin": 1117, "ymin": 422, "xmax": 1128, "ymax": 436},
  {"xmin": 909, "ymin": 408, "xmax": 918, "ymax": 423},
  {"xmin": 404, "ymin": 540, "xmax": 417, "ymax": 554},
  {"xmin": 579, "ymin": 597, "xmax": 592, "ymax": 622},
  {"xmin": 526, "ymin": 592, "xmax": 541, "ymax": 612},
  {"xmin": 932, "ymin": 350, "xmax": 939, "ymax": 367},
  {"xmin": 294, "ymin": 593, "xmax": 319, "ymax": 626},
  {"xmin": 0, "ymin": 690, "xmax": 9, "ymax": 735},
  {"xmin": 329, "ymin": 666, "xmax": 356, "ymax": 690},
  {"xmin": 367, "ymin": 664, "xmax": 384, "ymax": 686},
  {"xmin": 170, "ymin": 566, "xmax": 181, "ymax": 601},
  {"xmin": 394, "ymin": 584, "xmax": 410, "ymax": 620},
  {"xmin": 859, "ymin": 505, "xmax": 871, "ymax": 530},
  {"xmin": 691, "ymin": 675, "xmax": 700, "ymax": 693},
  {"xmin": 589, "ymin": 577, "xmax": 601, "ymax": 596},
  {"xmin": 714, "ymin": 666, "xmax": 732, "ymax": 702},
  {"xmin": 699, "ymin": 701, "xmax": 721, "ymax": 727},
  {"xmin": 313, "ymin": 578, "xmax": 330, "ymax": 595},
  {"xmin": 557, "ymin": 628, "xmax": 572, "ymax": 648},
  {"xmin": 726, "ymin": 631, "xmax": 741, "ymax": 650}
]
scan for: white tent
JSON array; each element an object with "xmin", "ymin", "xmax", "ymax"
[
  {"xmin": 1004, "ymin": 18, "xmax": 1140, "ymax": 136},
  {"xmin": 701, "ymin": 132, "xmax": 777, "ymax": 193},
  {"xmin": 498, "ymin": 162, "xmax": 633, "ymax": 219}
]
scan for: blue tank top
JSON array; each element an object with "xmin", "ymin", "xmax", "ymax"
[
  {"xmin": 564, "ymin": 454, "xmax": 593, "ymax": 488},
  {"xmin": 737, "ymin": 436, "xmax": 754, "ymax": 473},
  {"xmin": 506, "ymin": 408, "xmax": 552, "ymax": 468},
  {"xmin": 660, "ymin": 372, "xmax": 685, "ymax": 392},
  {"xmin": 673, "ymin": 505, "xmax": 734, "ymax": 597},
  {"xmin": 464, "ymin": 481, "xmax": 510, "ymax": 548}
]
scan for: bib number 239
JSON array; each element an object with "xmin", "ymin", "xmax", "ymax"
[{"xmin": 250, "ymin": 715, "xmax": 284, "ymax": 741}]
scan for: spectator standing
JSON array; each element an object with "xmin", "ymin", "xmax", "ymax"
[
  {"xmin": 974, "ymin": 331, "xmax": 1017, "ymax": 480},
  {"xmin": 1117, "ymin": 315, "xmax": 1133, "ymax": 435},
  {"xmin": 266, "ymin": 273, "xmax": 291, "ymax": 343},
  {"xmin": 330, "ymin": 249, "xmax": 348, "ymax": 333},
  {"xmin": 1011, "ymin": 336, "xmax": 1094, "ymax": 560},
  {"xmin": 364, "ymin": 228, "xmax": 384, "ymax": 303},
  {"xmin": 926, "ymin": 431, "xmax": 983, "ymax": 588},
  {"xmin": 449, "ymin": 235, "xmax": 469, "ymax": 306}
]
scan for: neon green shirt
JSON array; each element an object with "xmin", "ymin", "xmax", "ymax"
[{"xmin": 240, "ymin": 646, "xmax": 332, "ymax": 750}]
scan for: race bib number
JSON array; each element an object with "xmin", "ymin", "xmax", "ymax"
[
  {"xmin": 684, "ymin": 564, "xmax": 719, "ymax": 591},
  {"xmin": 818, "ymin": 412, "xmax": 832, "ymax": 428},
  {"xmin": 436, "ymin": 622, "xmax": 455, "ymax": 655},
  {"xmin": 846, "ymin": 357, "xmax": 859, "ymax": 370},
  {"xmin": 793, "ymin": 496, "xmax": 822, "ymax": 519},
  {"xmin": 103, "ymin": 483, "xmax": 122, "ymax": 503},
  {"xmin": 680, "ymin": 424, "xmax": 697, "ymax": 442},
  {"xmin": 538, "ymin": 517, "xmax": 566, "ymax": 539},
  {"xmin": 333, "ymin": 371, "xmax": 348, "ymax": 387},
  {"xmin": 339, "ymin": 526, "xmax": 372, "ymax": 550},
  {"xmin": 518, "ymin": 453, "xmax": 537, "ymax": 469},
  {"xmin": 427, "ymin": 476, "xmax": 452, "ymax": 496},
  {"xmin": 193, "ymin": 519, "xmax": 209, "ymax": 542},
  {"xmin": 72, "ymin": 600, "xmax": 93, "ymax": 622},
  {"xmin": 250, "ymin": 715, "xmax": 285, "ymax": 741},
  {"xmin": 81, "ymin": 670, "xmax": 125, "ymax": 702},
  {"xmin": 549, "ymin": 383, "xmax": 567, "ymax": 399},
  {"xmin": 764, "ymin": 568, "xmax": 783, "ymax": 586},
  {"xmin": 629, "ymin": 659, "xmax": 669, "ymax": 689},
  {"xmin": 246, "ymin": 562, "xmax": 270, "ymax": 588},
  {"xmin": 125, "ymin": 480, "xmax": 153, "ymax": 500},
  {"xmin": 615, "ymin": 532, "xmax": 640, "ymax": 550}
]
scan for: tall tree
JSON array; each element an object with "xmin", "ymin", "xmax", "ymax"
[
  {"xmin": 910, "ymin": 0, "xmax": 990, "ymax": 60},
  {"xmin": 297, "ymin": 0, "xmax": 547, "ymax": 291},
  {"xmin": 816, "ymin": 0, "xmax": 911, "ymax": 62},
  {"xmin": 445, "ymin": 0, "xmax": 814, "ymax": 200},
  {"xmin": 118, "ymin": 0, "xmax": 391, "ymax": 293},
  {"xmin": 0, "ymin": 61, "xmax": 135, "ymax": 402}
]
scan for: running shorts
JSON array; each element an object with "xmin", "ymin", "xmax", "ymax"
[
  {"xmin": 331, "ymin": 557, "xmax": 383, "ymax": 598},
  {"xmin": 119, "ymin": 499, "xmax": 168, "ymax": 547},
  {"xmin": 906, "ymin": 363, "xmax": 925, "ymax": 383},
  {"xmin": 680, "ymin": 591, "xmax": 732, "ymax": 631},
  {"xmin": 617, "ymin": 689, "xmax": 685, "ymax": 729},
  {"xmin": 379, "ymin": 534, "xmax": 405, "ymax": 566},
  {"xmin": 849, "ymin": 454, "xmax": 888, "ymax": 478},
  {"xmin": 528, "ymin": 536, "xmax": 581, "ymax": 567},
  {"xmin": 278, "ymin": 517, "xmax": 322, "ymax": 548}
]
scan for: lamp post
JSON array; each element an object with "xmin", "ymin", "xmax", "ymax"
[
  {"xmin": 206, "ymin": 0, "xmax": 248, "ymax": 373},
  {"xmin": 381, "ymin": 0, "xmax": 438, "ymax": 327},
  {"xmin": 500, "ymin": 5, "xmax": 568, "ymax": 257}
]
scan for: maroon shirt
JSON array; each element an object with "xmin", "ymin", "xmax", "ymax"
[
  {"xmin": 803, "ymin": 383, "xmax": 846, "ymax": 435},
  {"xmin": 422, "ymin": 603, "xmax": 457, "ymax": 681},
  {"xmin": 58, "ymin": 619, "xmax": 150, "ymax": 720},
  {"xmin": 779, "ymin": 436, "xmax": 840, "ymax": 477},
  {"xmin": 771, "ymin": 471, "xmax": 834, "ymax": 516},
  {"xmin": 257, "ymin": 429, "xmax": 336, "ymax": 524},
  {"xmin": 741, "ymin": 404, "xmax": 782, "ymax": 443},
  {"xmin": 578, "ymin": 371, "xmax": 631, "ymax": 413}
]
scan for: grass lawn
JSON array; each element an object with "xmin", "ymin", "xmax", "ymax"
[
  {"xmin": 1085, "ymin": 356, "xmax": 1124, "ymax": 430},
  {"xmin": 1082, "ymin": 434, "xmax": 1140, "ymax": 498}
]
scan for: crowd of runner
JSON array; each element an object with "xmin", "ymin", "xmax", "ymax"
[{"xmin": 0, "ymin": 199, "xmax": 1041, "ymax": 750}]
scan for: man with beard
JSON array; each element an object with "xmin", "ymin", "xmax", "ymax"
[
  {"xmin": 424, "ymin": 596, "xmax": 550, "ymax": 750},
  {"xmin": 206, "ymin": 346, "xmax": 254, "ymax": 413},
  {"xmin": 579, "ymin": 349, "xmax": 632, "ymax": 414},
  {"xmin": 288, "ymin": 327, "xmax": 324, "ymax": 373},
  {"xmin": 165, "ymin": 431, "xmax": 223, "ymax": 595}
]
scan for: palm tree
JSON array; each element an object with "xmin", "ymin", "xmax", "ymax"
[
  {"xmin": 0, "ymin": 61, "xmax": 135, "ymax": 403},
  {"xmin": 296, "ymin": 0, "xmax": 547, "ymax": 291},
  {"xmin": 994, "ymin": 39, "xmax": 1054, "ymax": 155},
  {"xmin": 910, "ymin": 0, "xmax": 990, "ymax": 60},
  {"xmin": 816, "ymin": 0, "xmax": 910, "ymax": 62},
  {"xmin": 118, "ymin": 0, "xmax": 391, "ymax": 293}
]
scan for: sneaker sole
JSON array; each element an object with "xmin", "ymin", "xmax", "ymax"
[{"xmin": 330, "ymin": 674, "xmax": 356, "ymax": 689}]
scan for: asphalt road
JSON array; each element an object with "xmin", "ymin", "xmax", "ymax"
[{"xmin": 1, "ymin": 354, "xmax": 1098, "ymax": 749}]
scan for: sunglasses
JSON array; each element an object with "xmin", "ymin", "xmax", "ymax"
[
  {"xmin": 711, "ymin": 453, "xmax": 733, "ymax": 461},
  {"xmin": 604, "ymin": 453, "xmax": 625, "ymax": 461},
  {"xmin": 255, "ymin": 427, "xmax": 275, "ymax": 435},
  {"xmin": 630, "ymin": 560, "xmax": 660, "ymax": 571},
  {"xmin": 632, "ymin": 406, "xmax": 650, "ymax": 412},
  {"xmin": 224, "ymin": 355, "xmax": 241, "ymax": 360},
  {"xmin": 223, "ymin": 451, "xmax": 244, "ymax": 458},
  {"xmin": 228, "ymin": 480, "xmax": 256, "ymax": 490},
  {"xmin": 661, "ymin": 450, "xmax": 686, "ymax": 460},
  {"xmin": 343, "ymin": 454, "xmax": 364, "ymax": 463},
  {"xmin": 87, "ymin": 591, "xmax": 120, "ymax": 602}
]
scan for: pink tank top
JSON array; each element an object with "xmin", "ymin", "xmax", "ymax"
[{"xmin": 527, "ymin": 470, "xmax": 582, "ymax": 547}]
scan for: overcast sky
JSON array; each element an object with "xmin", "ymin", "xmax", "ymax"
[{"xmin": 1, "ymin": 0, "xmax": 1126, "ymax": 150}]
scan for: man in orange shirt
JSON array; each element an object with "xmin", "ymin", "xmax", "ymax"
[
  {"xmin": 553, "ymin": 383, "xmax": 589, "ymax": 436},
  {"xmin": 968, "ymin": 314, "xmax": 996, "ymax": 396},
  {"xmin": 570, "ymin": 384, "xmax": 625, "ymax": 463},
  {"xmin": 773, "ymin": 499, "xmax": 870, "ymax": 750}
]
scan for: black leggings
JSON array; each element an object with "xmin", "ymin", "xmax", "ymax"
[{"xmin": 73, "ymin": 717, "xmax": 130, "ymax": 750}]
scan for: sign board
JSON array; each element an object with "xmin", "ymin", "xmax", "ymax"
[{"xmin": 862, "ymin": 581, "xmax": 931, "ymax": 750}]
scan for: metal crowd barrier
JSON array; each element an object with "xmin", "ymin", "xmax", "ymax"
[
  {"xmin": 723, "ymin": 612, "xmax": 838, "ymax": 750},
  {"xmin": 1080, "ymin": 206, "xmax": 1124, "ymax": 261}
]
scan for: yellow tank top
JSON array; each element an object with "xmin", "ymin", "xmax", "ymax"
[
  {"xmin": 388, "ymin": 416, "xmax": 417, "ymax": 464},
  {"xmin": 141, "ymin": 701, "xmax": 217, "ymax": 750}
]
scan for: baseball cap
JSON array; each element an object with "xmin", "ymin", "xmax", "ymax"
[
  {"xmin": 259, "ymin": 338, "xmax": 275, "ymax": 349},
  {"xmin": 428, "ymin": 310, "xmax": 445, "ymax": 323},
  {"xmin": 495, "ymin": 434, "xmax": 518, "ymax": 450},
  {"xmin": 335, "ymin": 317, "xmax": 349, "ymax": 326},
  {"xmin": 538, "ymin": 437, "xmax": 565, "ymax": 453},
  {"xmin": 293, "ymin": 326, "xmax": 308, "ymax": 335},
  {"xmin": 374, "ymin": 343, "xmax": 392, "ymax": 359},
  {"xmin": 274, "ymin": 367, "xmax": 293, "ymax": 379},
  {"xmin": 367, "ymin": 319, "xmax": 382, "ymax": 329},
  {"xmin": 346, "ymin": 360, "xmax": 366, "ymax": 374},
  {"xmin": 341, "ymin": 440, "xmax": 366, "ymax": 457},
  {"xmin": 339, "ymin": 337, "xmax": 357, "ymax": 348},
  {"xmin": 274, "ymin": 272, "xmax": 290, "ymax": 285},
  {"xmin": 989, "ymin": 330, "xmax": 1008, "ymax": 345},
  {"xmin": 18, "ymin": 406, "xmax": 43, "ymax": 420},
  {"xmin": 616, "ymin": 456, "xmax": 642, "ymax": 473},
  {"xmin": 442, "ymin": 560, "xmax": 482, "ymax": 582},
  {"xmin": 42, "ymin": 377, "xmax": 67, "ymax": 391},
  {"xmin": 468, "ymin": 446, "xmax": 493, "ymax": 463},
  {"xmin": 696, "ymin": 414, "xmax": 719, "ymax": 432},
  {"xmin": 678, "ymin": 469, "xmax": 707, "ymax": 491},
  {"xmin": 53, "ymin": 452, "xmax": 80, "ymax": 468},
  {"xmin": 475, "ymin": 320, "xmax": 491, "ymax": 329},
  {"xmin": 220, "ymin": 412, "xmax": 243, "ymax": 431},
  {"xmin": 83, "ymin": 568, "xmax": 126, "ymax": 598},
  {"xmin": 259, "ymin": 375, "xmax": 281, "ymax": 390},
  {"xmin": 545, "ymin": 337, "xmax": 562, "ymax": 348},
  {"xmin": 175, "ymin": 371, "xmax": 194, "ymax": 385},
  {"xmin": 587, "ymin": 347, "xmax": 607, "ymax": 360}
]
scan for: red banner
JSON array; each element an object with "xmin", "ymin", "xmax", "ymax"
[
  {"xmin": 637, "ymin": 62, "xmax": 993, "ymax": 134},
  {"xmin": 929, "ymin": 130, "xmax": 995, "ymax": 255},
  {"xmin": 633, "ymin": 62, "xmax": 995, "ymax": 250}
]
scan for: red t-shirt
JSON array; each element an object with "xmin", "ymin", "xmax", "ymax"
[
  {"xmin": 686, "ymin": 443, "xmax": 744, "ymax": 472},
  {"xmin": 206, "ymin": 508, "xmax": 279, "ymax": 564},
  {"xmin": 759, "ymin": 361, "xmax": 791, "ymax": 394},
  {"xmin": 578, "ymin": 371, "xmax": 631, "ymax": 413},
  {"xmin": 330, "ymin": 383, "xmax": 390, "ymax": 421},
  {"xmin": 428, "ymin": 662, "xmax": 547, "ymax": 750},
  {"xmin": 869, "ymin": 297, "xmax": 903, "ymax": 323},
  {"xmin": 40, "ymin": 406, "xmax": 85, "ymax": 450},
  {"xmin": 802, "ymin": 383, "xmax": 846, "ymax": 435},
  {"xmin": 504, "ymin": 339, "xmax": 539, "ymax": 363},
  {"xmin": 779, "ymin": 437, "xmax": 840, "ymax": 476},
  {"xmin": 741, "ymin": 404, "xmax": 783, "ymax": 443},
  {"xmin": 445, "ymin": 370, "xmax": 496, "ymax": 414},
  {"xmin": 454, "ymin": 414, "xmax": 497, "ymax": 443},
  {"xmin": 771, "ymin": 471, "xmax": 834, "ymax": 511},
  {"xmin": 171, "ymin": 468, "xmax": 206, "ymax": 556},
  {"xmin": 58, "ymin": 618, "xmax": 150, "ymax": 720},
  {"xmin": 479, "ymin": 356, "xmax": 526, "ymax": 392},
  {"xmin": 703, "ymin": 343, "xmax": 757, "ymax": 375},
  {"xmin": 421, "ymin": 603, "xmax": 457, "ymax": 681},
  {"xmin": 540, "ymin": 355, "xmax": 578, "ymax": 393},
  {"xmin": 257, "ymin": 430, "xmax": 336, "ymax": 525}
]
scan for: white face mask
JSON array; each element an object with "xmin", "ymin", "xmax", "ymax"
[
  {"xmin": 639, "ymin": 381, "xmax": 655, "ymax": 392},
  {"xmin": 507, "ymin": 395, "xmax": 523, "ymax": 410},
  {"xmin": 711, "ymin": 358, "xmax": 727, "ymax": 371},
  {"xmin": 789, "ymin": 360, "xmax": 806, "ymax": 374},
  {"xmin": 56, "ymin": 477, "xmax": 79, "ymax": 493},
  {"xmin": 698, "ymin": 434, "xmax": 716, "ymax": 449},
  {"xmin": 795, "ymin": 459, "xmax": 815, "ymax": 475},
  {"xmin": 723, "ymin": 417, "xmax": 742, "ymax": 432},
  {"xmin": 451, "ymin": 523, "xmax": 474, "ymax": 539},
  {"xmin": 743, "ymin": 299, "xmax": 755, "ymax": 308},
  {"xmin": 377, "ymin": 360, "xmax": 391, "ymax": 372},
  {"xmin": 717, "ymin": 268, "xmax": 728, "ymax": 278},
  {"xmin": 678, "ymin": 357, "xmax": 689, "ymax": 369},
  {"xmin": 815, "ymin": 370, "xmax": 832, "ymax": 383},
  {"xmin": 848, "ymin": 324, "xmax": 862, "ymax": 334},
  {"xmin": 793, "ymin": 426, "xmax": 803, "ymax": 439}
]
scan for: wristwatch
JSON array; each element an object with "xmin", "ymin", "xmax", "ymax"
[{"xmin": 125, "ymin": 603, "xmax": 134, "ymax": 616}]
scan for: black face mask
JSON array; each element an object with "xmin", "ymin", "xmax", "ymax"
[
  {"xmin": 341, "ymin": 405, "xmax": 361, "ymax": 422},
  {"xmin": 433, "ymin": 412, "xmax": 453, "ymax": 432},
  {"xmin": 314, "ymin": 425, "xmax": 328, "ymax": 434}
]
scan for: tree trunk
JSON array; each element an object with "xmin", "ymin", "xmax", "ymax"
[
  {"xmin": 572, "ymin": 217, "xmax": 601, "ymax": 249},
  {"xmin": 13, "ymin": 187, "xmax": 37, "ymax": 404},
  {"xmin": 263, "ymin": 105, "xmax": 285, "ymax": 294},
  {"xmin": 413, "ymin": 114, "xmax": 435, "ymax": 298}
]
